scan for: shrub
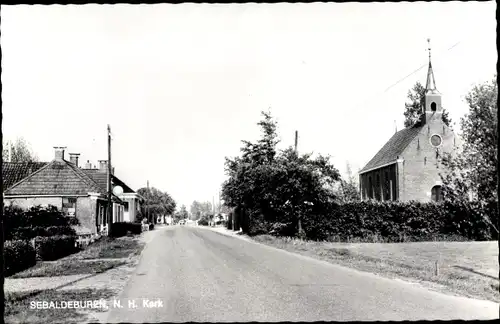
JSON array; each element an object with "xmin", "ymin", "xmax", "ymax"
[
  {"xmin": 198, "ymin": 218, "xmax": 209, "ymax": 226},
  {"xmin": 10, "ymin": 226, "xmax": 76, "ymax": 240},
  {"xmin": 4, "ymin": 240, "xmax": 37, "ymax": 276},
  {"xmin": 34, "ymin": 235, "xmax": 78, "ymax": 261},
  {"xmin": 149, "ymin": 223, "xmax": 154, "ymax": 230},
  {"xmin": 4, "ymin": 205, "xmax": 78, "ymax": 240},
  {"xmin": 274, "ymin": 200, "xmax": 498, "ymax": 242}
]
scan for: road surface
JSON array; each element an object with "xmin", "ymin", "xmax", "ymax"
[{"xmin": 105, "ymin": 226, "xmax": 498, "ymax": 322}]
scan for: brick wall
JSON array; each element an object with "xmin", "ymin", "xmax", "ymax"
[
  {"xmin": 399, "ymin": 114, "xmax": 461, "ymax": 202},
  {"xmin": 76, "ymin": 197, "xmax": 98, "ymax": 234}
]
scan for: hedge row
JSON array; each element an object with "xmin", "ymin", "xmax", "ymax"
[
  {"xmin": 110, "ymin": 222, "xmax": 142, "ymax": 237},
  {"xmin": 240, "ymin": 200, "xmax": 499, "ymax": 242},
  {"xmin": 4, "ymin": 205, "xmax": 79, "ymax": 230},
  {"xmin": 4, "ymin": 240, "xmax": 37, "ymax": 277},
  {"xmin": 34, "ymin": 235, "xmax": 78, "ymax": 261},
  {"xmin": 8, "ymin": 226, "xmax": 76, "ymax": 241}
]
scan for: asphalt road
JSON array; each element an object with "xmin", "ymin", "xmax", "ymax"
[{"xmin": 105, "ymin": 226, "xmax": 499, "ymax": 322}]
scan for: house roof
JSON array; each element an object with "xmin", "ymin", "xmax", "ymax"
[
  {"xmin": 81, "ymin": 169, "xmax": 136, "ymax": 194},
  {"xmin": 2, "ymin": 162, "xmax": 48, "ymax": 190},
  {"xmin": 359, "ymin": 125, "xmax": 422, "ymax": 173},
  {"xmin": 4, "ymin": 159, "xmax": 105, "ymax": 196}
]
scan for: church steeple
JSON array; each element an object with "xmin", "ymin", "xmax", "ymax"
[
  {"xmin": 425, "ymin": 39, "xmax": 438, "ymax": 94},
  {"xmin": 422, "ymin": 38, "xmax": 443, "ymax": 125}
]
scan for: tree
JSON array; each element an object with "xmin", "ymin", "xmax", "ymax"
[
  {"xmin": 338, "ymin": 162, "xmax": 361, "ymax": 202},
  {"xmin": 2, "ymin": 137, "xmax": 39, "ymax": 162},
  {"xmin": 441, "ymin": 75, "xmax": 497, "ymax": 203},
  {"xmin": 190, "ymin": 201, "xmax": 202, "ymax": 220},
  {"xmin": 178, "ymin": 205, "xmax": 188, "ymax": 220},
  {"xmin": 221, "ymin": 110, "xmax": 342, "ymax": 237},
  {"xmin": 403, "ymin": 81, "xmax": 452, "ymax": 128},
  {"xmin": 137, "ymin": 187, "xmax": 176, "ymax": 223}
]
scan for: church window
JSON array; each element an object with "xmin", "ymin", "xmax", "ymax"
[
  {"xmin": 375, "ymin": 174, "xmax": 381, "ymax": 201},
  {"xmin": 431, "ymin": 185, "xmax": 443, "ymax": 202},
  {"xmin": 431, "ymin": 102, "xmax": 437, "ymax": 111},
  {"xmin": 384, "ymin": 171, "xmax": 390, "ymax": 201},
  {"xmin": 368, "ymin": 176, "xmax": 373, "ymax": 199},
  {"xmin": 430, "ymin": 134, "xmax": 442, "ymax": 147}
]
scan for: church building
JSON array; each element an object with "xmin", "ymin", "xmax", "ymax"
[{"xmin": 359, "ymin": 43, "xmax": 461, "ymax": 202}]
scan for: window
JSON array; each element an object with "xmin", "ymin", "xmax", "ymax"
[
  {"xmin": 124, "ymin": 202, "xmax": 129, "ymax": 213},
  {"xmin": 430, "ymin": 134, "xmax": 442, "ymax": 147},
  {"xmin": 431, "ymin": 185, "xmax": 443, "ymax": 202},
  {"xmin": 368, "ymin": 176, "xmax": 373, "ymax": 199},
  {"xmin": 431, "ymin": 102, "xmax": 437, "ymax": 111},
  {"xmin": 375, "ymin": 174, "xmax": 381, "ymax": 201},
  {"xmin": 384, "ymin": 172, "xmax": 391, "ymax": 201},
  {"xmin": 62, "ymin": 197, "xmax": 77, "ymax": 216}
]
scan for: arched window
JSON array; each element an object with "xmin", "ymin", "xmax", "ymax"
[
  {"xmin": 368, "ymin": 176, "xmax": 373, "ymax": 199},
  {"xmin": 375, "ymin": 174, "xmax": 381, "ymax": 201},
  {"xmin": 431, "ymin": 185, "xmax": 443, "ymax": 202},
  {"xmin": 431, "ymin": 102, "xmax": 437, "ymax": 111},
  {"xmin": 384, "ymin": 171, "xmax": 390, "ymax": 200}
]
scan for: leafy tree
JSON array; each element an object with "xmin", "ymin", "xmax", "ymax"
[
  {"xmin": 404, "ymin": 81, "xmax": 452, "ymax": 128},
  {"xmin": 179, "ymin": 205, "xmax": 189, "ymax": 219},
  {"xmin": 137, "ymin": 187, "xmax": 176, "ymax": 223},
  {"xmin": 190, "ymin": 200, "xmax": 213, "ymax": 220},
  {"xmin": 441, "ymin": 75, "xmax": 497, "ymax": 203},
  {"xmin": 221, "ymin": 110, "xmax": 342, "ymax": 237},
  {"xmin": 338, "ymin": 162, "xmax": 361, "ymax": 202},
  {"xmin": 2, "ymin": 137, "xmax": 39, "ymax": 162}
]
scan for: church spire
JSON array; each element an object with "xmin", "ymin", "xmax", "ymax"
[
  {"xmin": 425, "ymin": 38, "xmax": 438, "ymax": 93},
  {"xmin": 422, "ymin": 38, "xmax": 443, "ymax": 125}
]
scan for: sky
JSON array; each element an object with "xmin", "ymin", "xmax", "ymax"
[{"xmin": 1, "ymin": 2, "xmax": 497, "ymax": 210}]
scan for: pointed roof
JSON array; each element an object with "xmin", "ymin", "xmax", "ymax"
[
  {"xmin": 425, "ymin": 39, "xmax": 439, "ymax": 94},
  {"xmin": 2, "ymin": 162, "xmax": 49, "ymax": 190},
  {"xmin": 359, "ymin": 126, "xmax": 422, "ymax": 174},
  {"xmin": 5, "ymin": 158, "xmax": 105, "ymax": 196},
  {"xmin": 82, "ymin": 169, "xmax": 136, "ymax": 194}
]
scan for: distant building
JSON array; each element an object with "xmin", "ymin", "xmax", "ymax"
[{"xmin": 359, "ymin": 47, "xmax": 461, "ymax": 202}]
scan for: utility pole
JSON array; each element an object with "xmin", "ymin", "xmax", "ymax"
[
  {"xmin": 107, "ymin": 124, "xmax": 113, "ymax": 237},
  {"xmin": 294, "ymin": 130, "xmax": 303, "ymax": 236},
  {"xmin": 294, "ymin": 130, "xmax": 298, "ymax": 153},
  {"xmin": 147, "ymin": 180, "xmax": 150, "ymax": 223}
]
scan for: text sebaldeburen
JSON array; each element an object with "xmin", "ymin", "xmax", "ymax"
[{"xmin": 30, "ymin": 298, "xmax": 164, "ymax": 309}]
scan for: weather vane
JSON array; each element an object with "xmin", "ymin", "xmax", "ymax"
[{"xmin": 427, "ymin": 38, "xmax": 431, "ymax": 60}]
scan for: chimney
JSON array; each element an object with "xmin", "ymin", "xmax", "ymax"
[
  {"xmin": 69, "ymin": 153, "xmax": 80, "ymax": 167},
  {"xmin": 98, "ymin": 160, "xmax": 108, "ymax": 172},
  {"xmin": 84, "ymin": 160, "xmax": 91, "ymax": 169},
  {"xmin": 112, "ymin": 167, "xmax": 115, "ymax": 175},
  {"xmin": 54, "ymin": 147, "xmax": 66, "ymax": 161}
]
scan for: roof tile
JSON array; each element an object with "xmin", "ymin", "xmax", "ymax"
[{"xmin": 360, "ymin": 126, "xmax": 422, "ymax": 173}]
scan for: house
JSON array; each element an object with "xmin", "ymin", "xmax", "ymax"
[
  {"xmin": 358, "ymin": 49, "xmax": 461, "ymax": 202},
  {"xmin": 3, "ymin": 147, "xmax": 125, "ymax": 235},
  {"xmin": 82, "ymin": 161, "xmax": 144, "ymax": 223}
]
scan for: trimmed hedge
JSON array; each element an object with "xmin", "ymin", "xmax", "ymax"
[
  {"xmin": 110, "ymin": 222, "xmax": 142, "ymax": 237},
  {"xmin": 4, "ymin": 205, "xmax": 79, "ymax": 241},
  {"xmin": 244, "ymin": 200, "xmax": 498, "ymax": 242},
  {"xmin": 10, "ymin": 226, "xmax": 76, "ymax": 241},
  {"xmin": 34, "ymin": 235, "xmax": 78, "ymax": 261},
  {"xmin": 4, "ymin": 240, "xmax": 37, "ymax": 276}
]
